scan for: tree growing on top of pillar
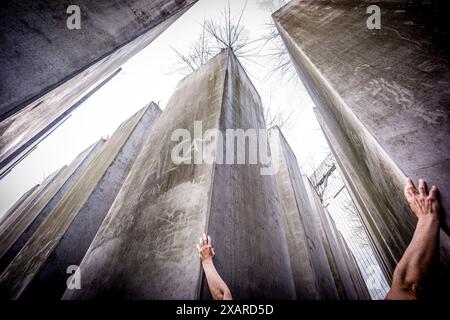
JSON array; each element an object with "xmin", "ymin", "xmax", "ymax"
[
  {"xmin": 172, "ymin": 0, "xmax": 259, "ymax": 74},
  {"xmin": 172, "ymin": 0, "xmax": 293, "ymax": 130}
]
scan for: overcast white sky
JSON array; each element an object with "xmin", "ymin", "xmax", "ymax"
[{"xmin": 0, "ymin": 0, "xmax": 331, "ymax": 217}]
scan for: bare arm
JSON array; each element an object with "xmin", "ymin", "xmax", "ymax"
[
  {"xmin": 385, "ymin": 178, "xmax": 440, "ymax": 300},
  {"xmin": 197, "ymin": 234, "xmax": 232, "ymax": 300}
]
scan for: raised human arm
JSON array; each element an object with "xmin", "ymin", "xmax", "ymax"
[
  {"xmin": 385, "ymin": 178, "xmax": 440, "ymax": 300},
  {"xmin": 197, "ymin": 234, "xmax": 232, "ymax": 300}
]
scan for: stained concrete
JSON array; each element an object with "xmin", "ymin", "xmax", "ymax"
[
  {"xmin": 0, "ymin": 139, "xmax": 104, "ymax": 274},
  {"xmin": 63, "ymin": 49, "xmax": 296, "ymax": 300},
  {"xmin": 0, "ymin": 185, "xmax": 40, "ymax": 227},
  {"xmin": 0, "ymin": 169, "xmax": 63, "ymax": 240},
  {"xmin": 21, "ymin": 103, "xmax": 162, "ymax": 300},
  {"xmin": 272, "ymin": 127, "xmax": 369, "ymax": 300},
  {"xmin": 271, "ymin": 127, "xmax": 338, "ymax": 300},
  {"xmin": 306, "ymin": 181, "xmax": 371, "ymax": 300},
  {"xmin": 337, "ymin": 232, "xmax": 371, "ymax": 300},
  {"xmin": 0, "ymin": 103, "xmax": 161, "ymax": 299},
  {"xmin": 0, "ymin": 68, "xmax": 121, "ymax": 180},
  {"xmin": 274, "ymin": 0, "xmax": 450, "ymax": 293},
  {"xmin": 0, "ymin": 0, "xmax": 197, "ymax": 176},
  {"xmin": 201, "ymin": 52, "xmax": 295, "ymax": 300}
]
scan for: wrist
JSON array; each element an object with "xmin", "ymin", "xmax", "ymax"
[
  {"xmin": 417, "ymin": 214, "xmax": 439, "ymax": 223},
  {"xmin": 417, "ymin": 215, "xmax": 439, "ymax": 229},
  {"xmin": 202, "ymin": 258, "xmax": 214, "ymax": 266}
]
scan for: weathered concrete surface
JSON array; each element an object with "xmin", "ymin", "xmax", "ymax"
[
  {"xmin": 304, "ymin": 175, "xmax": 370, "ymax": 300},
  {"xmin": 0, "ymin": 185, "xmax": 40, "ymax": 226},
  {"xmin": 274, "ymin": 0, "xmax": 450, "ymax": 290},
  {"xmin": 337, "ymin": 232, "xmax": 371, "ymax": 300},
  {"xmin": 201, "ymin": 52, "xmax": 295, "ymax": 300},
  {"xmin": 0, "ymin": 68, "xmax": 120, "ymax": 180},
  {"xmin": 0, "ymin": 169, "xmax": 62, "ymax": 240},
  {"xmin": 272, "ymin": 127, "xmax": 369, "ymax": 299},
  {"xmin": 314, "ymin": 109, "xmax": 397, "ymax": 280},
  {"xmin": 0, "ymin": 139, "xmax": 104, "ymax": 275},
  {"xmin": 63, "ymin": 49, "xmax": 295, "ymax": 300},
  {"xmin": 0, "ymin": 0, "xmax": 197, "ymax": 175},
  {"xmin": 307, "ymin": 181, "xmax": 371, "ymax": 300},
  {"xmin": 20, "ymin": 103, "xmax": 162, "ymax": 300},
  {"xmin": 271, "ymin": 127, "xmax": 338, "ymax": 300},
  {"xmin": 0, "ymin": 104, "xmax": 160, "ymax": 299}
]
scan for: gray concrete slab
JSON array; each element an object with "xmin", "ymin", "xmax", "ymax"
[
  {"xmin": 63, "ymin": 49, "xmax": 296, "ymax": 300},
  {"xmin": 0, "ymin": 0, "xmax": 197, "ymax": 176},
  {"xmin": 305, "ymin": 175, "xmax": 370, "ymax": 300},
  {"xmin": 274, "ymin": 0, "xmax": 450, "ymax": 295},
  {"xmin": 0, "ymin": 139, "xmax": 104, "ymax": 275},
  {"xmin": 271, "ymin": 127, "xmax": 338, "ymax": 300},
  {"xmin": 0, "ymin": 104, "xmax": 159, "ymax": 299},
  {"xmin": 271, "ymin": 126, "xmax": 370, "ymax": 300},
  {"xmin": 0, "ymin": 185, "xmax": 40, "ymax": 226},
  {"xmin": 274, "ymin": 129, "xmax": 339, "ymax": 300},
  {"xmin": 21, "ymin": 103, "xmax": 162, "ymax": 300},
  {"xmin": 202, "ymin": 52, "xmax": 296, "ymax": 300}
]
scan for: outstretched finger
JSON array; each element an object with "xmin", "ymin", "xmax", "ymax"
[
  {"xmin": 404, "ymin": 177, "xmax": 416, "ymax": 199},
  {"xmin": 429, "ymin": 186, "xmax": 438, "ymax": 199},
  {"xmin": 202, "ymin": 233, "xmax": 207, "ymax": 246},
  {"xmin": 199, "ymin": 237, "xmax": 203, "ymax": 247},
  {"xmin": 418, "ymin": 179, "xmax": 427, "ymax": 197},
  {"xmin": 207, "ymin": 235, "xmax": 212, "ymax": 246},
  {"xmin": 196, "ymin": 244, "xmax": 201, "ymax": 253}
]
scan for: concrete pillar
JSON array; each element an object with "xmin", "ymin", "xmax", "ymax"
[
  {"xmin": 273, "ymin": 0, "xmax": 450, "ymax": 294},
  {"xmin": 0, "ymin": 103, "xmax": 161, "ymax": 299},
  {"xmin": 0, "ymin": 185, "xmax": 41, "ymax": 226},
  {"xmin": 0, "ymin": 140, "xmax": 104, "ymax": 274},
  {"xmin": 272, "ymin": 127, "xmax": 370, "ymax": 299},
  {"xmin": 0, "ymin": 0, "xmax": 197, "ymax": 176},
  {"xmin": 63, "ymin": 49, "xmax": 296, "ymax": 300},
  {"xmin": 271, "ymin": 127, "xmax": 338, "ymax": 300},
  {"xmin": 306, "ymin": 181, "xmax": 371, "ymax": 300},
  {"xmin": 337, "ymin": 232, "xmax": 371, "ymax": 300}
]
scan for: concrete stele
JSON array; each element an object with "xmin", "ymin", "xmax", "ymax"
[{"xmin": 0, "ymin": 105, "xmax": 159, "ymax": 299}]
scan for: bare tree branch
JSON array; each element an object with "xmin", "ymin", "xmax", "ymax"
[
  {"xmin": 259, "ymin": 20, "xmax": 298, "ymax": 85},
  {"xmin": 262, "ymin": 92, "xmax": 296, "ymax": 130},
  {"xmin": 171, "ymin": 0, "xmax": 292, "ymax": 129},
  {"xmin": 171, "ymin": 0, "xmax": 261, "ymax": 75}
]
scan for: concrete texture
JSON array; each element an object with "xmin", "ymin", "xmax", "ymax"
[
  {"xmin": 0, "ymin": 185, "xmax": 40, "ymax": 226},
  {"xmin": 337, "ymin": 232, "xmax": 371, "ymax": 300},
  {"xmin": 0, "ymin": 0, "xmax": 197, "ymax": 176},
  {"xmin": 0, "ymin": 169, "xmax": 62, "ymax": 241},
  {"xmin": 306, "ymin": 181, "xmax": 371, "ymax": 300},
  {"xmin": 271, "ymin": 127, "xmax": 338, "ymax": 300},
  {"xmin": 0, "ymin": 68, "xmax": 121, "ymax": 180},
  {"xmin": 274, "ymin": 0, "xmax": 450, "ymax": 293},
  {"xmin": 21, "ymin": 103, "xmax": 162, "ymax": 300},
  {"xmin": 201, "ymin": 52, "xmax": 295, "ymax": 300},
  {"xmin": 63, "ymin": 49, "xmax": 296, "ymax": 300},
  {"xmin": 272, "ymin": 127, "xmax": 369, "ymax": 300},
  {"xmin": 0, "ymin": 139, "xmax": 104, "ymax": 275},
  {"xmin": 0, "ymin": 103, "xmax": 161, "ymax": 299}
]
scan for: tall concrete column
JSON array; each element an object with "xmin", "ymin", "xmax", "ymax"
[
  {"xmin": 272, "ymin": 127, "xmax": 370, "ymax": 300},
  {"xmin": 0, "ymin": 103, "xmax": 161, "ymax": 299},
  {"xmin": 0, "ymin": 0, "xmax": 198, "ymax": 177},
  {"xmin": 273, "ymin": 0, "xmax": 450, "ymax": 294},
  {"xmin": 0, "ymin": 139, "xmax": 105, "ymax": 274},
  {"xmin": 271, "ymin": 127, "xmax": 338, "ymax": 300},
  {"xmin": 305, "ymin": 179, "xmax": 371, "ymax": 300},
  {"xmin": 63, "ymin": 49, "xmax": 296, "ymax": 300}
]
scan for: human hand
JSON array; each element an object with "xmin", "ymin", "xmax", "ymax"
[
  {"xmin": 197, "ymin": 233, "xmax": 215, "ymax": 262},
  {"xmin": 404, "ymin": 178, "xmax": 440, "ymax": 221}
]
